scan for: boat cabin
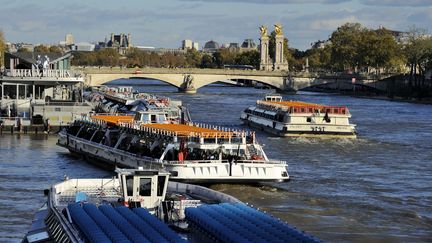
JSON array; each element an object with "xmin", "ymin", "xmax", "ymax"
[
  {"xmin": 264, "ymin": 94, "xmax": 283, "ymax": 102},
  {"xmin": 116, "ymin": 169, "xmax": 170, "ymax": 210},
  {"xmin": 134, "ymin": 110, "xmax": 169, "ymax": 124}
]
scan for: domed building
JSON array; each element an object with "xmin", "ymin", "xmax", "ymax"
[{"xmin": 203, "ymin": 40, "xmax": 220, "ymax": 53}]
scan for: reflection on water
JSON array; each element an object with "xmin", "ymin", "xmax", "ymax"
[{"xmin": 1, "ymin": 79, "xmax": 431, "ymax": 242}]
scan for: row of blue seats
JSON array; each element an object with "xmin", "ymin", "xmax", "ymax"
[
  {"xmin": 67, "ymin": 203, "xmax": 112, "ymax": 243},
  {"xmin": 220, "ymin": 203, "xmax": 316, "ymax": 242},
  {"xmin": 185, "ymin": 203, "xmax": 322, "ymax": 243},
  {"xmin": 68, "ymin": 203, "xmax": 184, "ymax": 243}
]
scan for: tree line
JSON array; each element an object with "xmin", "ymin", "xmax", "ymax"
[{"xmin": 71, "ymin": 47, "xmax": 260, "ymax": 69}]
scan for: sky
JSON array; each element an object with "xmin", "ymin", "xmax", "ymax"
[{"xmin": 0, "ymin": 0, "xmax": 431, "ymax": 50}]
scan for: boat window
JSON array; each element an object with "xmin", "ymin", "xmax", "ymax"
[
  {"xmin": 157, "ymin": 176, "xmax": 166, "ymax": 196},
  {"xmin": 139, "ymin": 178, "xmax": 152, "ymax": 196},
  {"xmin": 151, "ymin": 114, "xmax": 157, "ymax": 123},
  {"xmin": 306, "ymin": 117, "xmax": 312, "ymax": 122},
  {"xmin": 126, "ymin": 175, "xmax": 134, "ymax": 197},
  {"xmin": 334, "ymin": 108, "xmax": 339, "ymax": 114}
]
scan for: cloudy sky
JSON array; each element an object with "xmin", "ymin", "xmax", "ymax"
[{"xmin": 1, "ymin": 0, "xmax": 431, "ymax": 50}]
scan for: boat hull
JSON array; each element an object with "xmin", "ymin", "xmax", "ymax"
[{"xmin": 241, "ymin": 114, "xmax": 357, "ymax": 139}]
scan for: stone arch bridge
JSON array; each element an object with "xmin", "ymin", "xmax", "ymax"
[{"xmin": 81, "ymin": 68, "xmax": 386, "ymax": 93}]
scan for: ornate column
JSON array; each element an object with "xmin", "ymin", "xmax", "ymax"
[
  {"xmin": 259, "ymin": 26, "xmax": 271, "ymax": 71},
  {"xmin": 273, "ymin": 24, "xmax": 289, "ymax": 71}
]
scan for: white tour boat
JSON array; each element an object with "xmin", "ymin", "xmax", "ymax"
[
  {"xmin": 241, "ymin": 94, "xmax": 357, "ymax": 138},
  {"xmin": 57, "ymin": 113, "xmax": 289, "ymax": 183}
]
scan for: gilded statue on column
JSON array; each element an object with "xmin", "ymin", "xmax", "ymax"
[
  {"xmin": 259, "ymin": 25, "xmax": 268, "ymax": 37},
  {"xmin": 274, "ymin": 24, "xmax": 283, "ymax": 36}
]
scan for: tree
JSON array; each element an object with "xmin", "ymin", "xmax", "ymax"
[
  {"xmin": 0, "ymin": 30, "xmax": 5, "ymax": 67},
  {"xmin": 34, "ymin": 45, "xmax": 50, "ymax": 53},
  {"xmin": 329, "ymin": 23, "xmax": 365, "ymax": 71},
  {"xmin": 213, "ymin": 48, "xmax": 236, "ymax": 68},
  {"xmin": 49, "ymin": 45, "xmax": 63, "ymax": 53},
  {"xmin": 201, "ymin": 54, "xmax": 216, "ymax": 68},
  {"xmin": 404, "ymin": 27, "xmax": 432, "ymax": 88},
  {"xmin": 17, "ymin": 47, "xmax": 31, "ymax": 53},
  {"xmin": 185, "ymin": 48, "xmax": 201, "ymax": 68},
  {"xmin": 234, "ymin": 50, "xmax": 260, "ymax": 68}
]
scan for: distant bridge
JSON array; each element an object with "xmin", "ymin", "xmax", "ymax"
[{"xmin": 79, "ymin": 67, "xmax": 389, "ymax": 93}]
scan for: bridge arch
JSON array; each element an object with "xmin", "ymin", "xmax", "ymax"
[{"xmin": 85, "ymin": 73, "xmax": 286, "ymax": 93}]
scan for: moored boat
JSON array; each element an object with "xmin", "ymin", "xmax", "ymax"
[
  {"xmin": 240, "ymin": 94, "xmax": 357, "ymax": 138},
  {"xmin": 57, "ymin": 114, "xmax": 289, "ymax": 183},
  {"xmin": 24, "ymin": 168, "xmax": 320, "ymax": 243}
]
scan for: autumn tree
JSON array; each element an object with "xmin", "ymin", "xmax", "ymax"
[
  {"xmin": 33, "ymin": 45, "xmax": 50, "ymax": 53},
  {"xmin": 0, "ymin": 30, "xmax": 5, "ymax": 67},
  {"xmin": 329, "ymin": 23, "xmax": 364, "ymax": 71},
  {"xmin": 404, "ymin": 27, "xmax": 432, "ymax": 88}
]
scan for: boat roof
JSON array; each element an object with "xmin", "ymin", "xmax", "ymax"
[
  {"xmin": 143, "ymin": 123, "xmax": 234, "ymax": 138},
  {"xmin": 92, "ymin": 115, "xmax": 134, "ymax": 125}
]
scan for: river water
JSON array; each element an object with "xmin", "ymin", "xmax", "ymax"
[{"xmin": 1, "ymin": 79, "xmax": 431, "ymax": 242}]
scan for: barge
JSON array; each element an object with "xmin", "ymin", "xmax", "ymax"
[
  {"xmin": 241, "ymin": 94, "xmax": 357, "ymax": 138},
  {"xmin": 24, "ymin": 168, "xmax": 320, "ymax": 243},
  {"xmin": 57, "ymin": 113, "xmax": 289, "ymax": 183}
]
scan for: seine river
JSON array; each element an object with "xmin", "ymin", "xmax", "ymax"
[{"xmin": 1, "ymin": 79, "xmax": 431, "ymax": 242}]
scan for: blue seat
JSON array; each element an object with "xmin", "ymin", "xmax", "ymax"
[
  {"xmin": 83, "ymin": 204, "xmax": 129, "ymax": 243},
  {"xmin": 99, "ymin": 204, "xmax": 150, "ymax": 243},
  {"xmin": 132, "ymin": 208, "xmax": 185, "ymax": 243},
  {"xmin": 186, "ymin": 206, "xmax": 250, "ymax": 242},
  {"xmin": 67, "ymin": 203, "xmax": 111, "ymax": 243},
  {"xmin": 115, "ymin": 206, "xmax": 167, "ymax": 243}
]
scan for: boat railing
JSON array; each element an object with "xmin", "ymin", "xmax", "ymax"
[
  {"xmin": 163, "ymin": 159, "xmax": 287, "ymax": 165},
  {"xmin": 118, "ymin": 122, "xmax": 255, "ymax": 145}
]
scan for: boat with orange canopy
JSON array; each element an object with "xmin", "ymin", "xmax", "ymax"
[
  {"xmin": 57, "ymin": 113, "xmax": 289, "ymax": 183},
  {"xmin": 240, "ymin": 94, "xmax": 357, "ymax": 138}
]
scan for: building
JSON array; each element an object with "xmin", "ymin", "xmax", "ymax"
[
  {"xmin": 241, "ymin": 39, "xmax": 257, "ymax": 50},
  {"xmin": 1, "ymin": 51, "xmax": 90, "ymax": 126},
  {"xmin": 193, "ymin": 42, "xmax": 199, "ymax": 50},
  {"xmin": 182, "ymin": 39, "xmax": 199, "ymax": 50},
  {"xmin": 71, "ymin": 42, "xmax": 95, "ymax": 52},
  {"xmin": 104, "ymin": 33, "xmax": 132, "ymax": 54},
  {"xmin": 203, "ymin": 40, "xmax": 220, "ymax": 53},
  {"xmin": 182, "ymin": 39, "xmax": 193, "ymax": 50},
  {"xmin": 65, "ymin": 34, "xmax": 74, "ymax": 45}
]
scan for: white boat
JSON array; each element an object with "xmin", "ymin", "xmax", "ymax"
[
  {"xmin": 86, "ymin": 86, "xmax": 187, "ymax": 121},
  {"xmin": 24, "ymin": 169, "xmax": 320, "ymax": 243},
  {"xmin": 241, "ymin": 94, "xmax": 357, "ymax": 138},
  {"xmin": 57, "ymin": 114, "xmax": 289, "ymax": 183}
]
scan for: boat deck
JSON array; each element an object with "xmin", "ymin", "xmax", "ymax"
[{"xmin": 56, "ymin": 187, "xmax": 121, "ymax": 207}]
